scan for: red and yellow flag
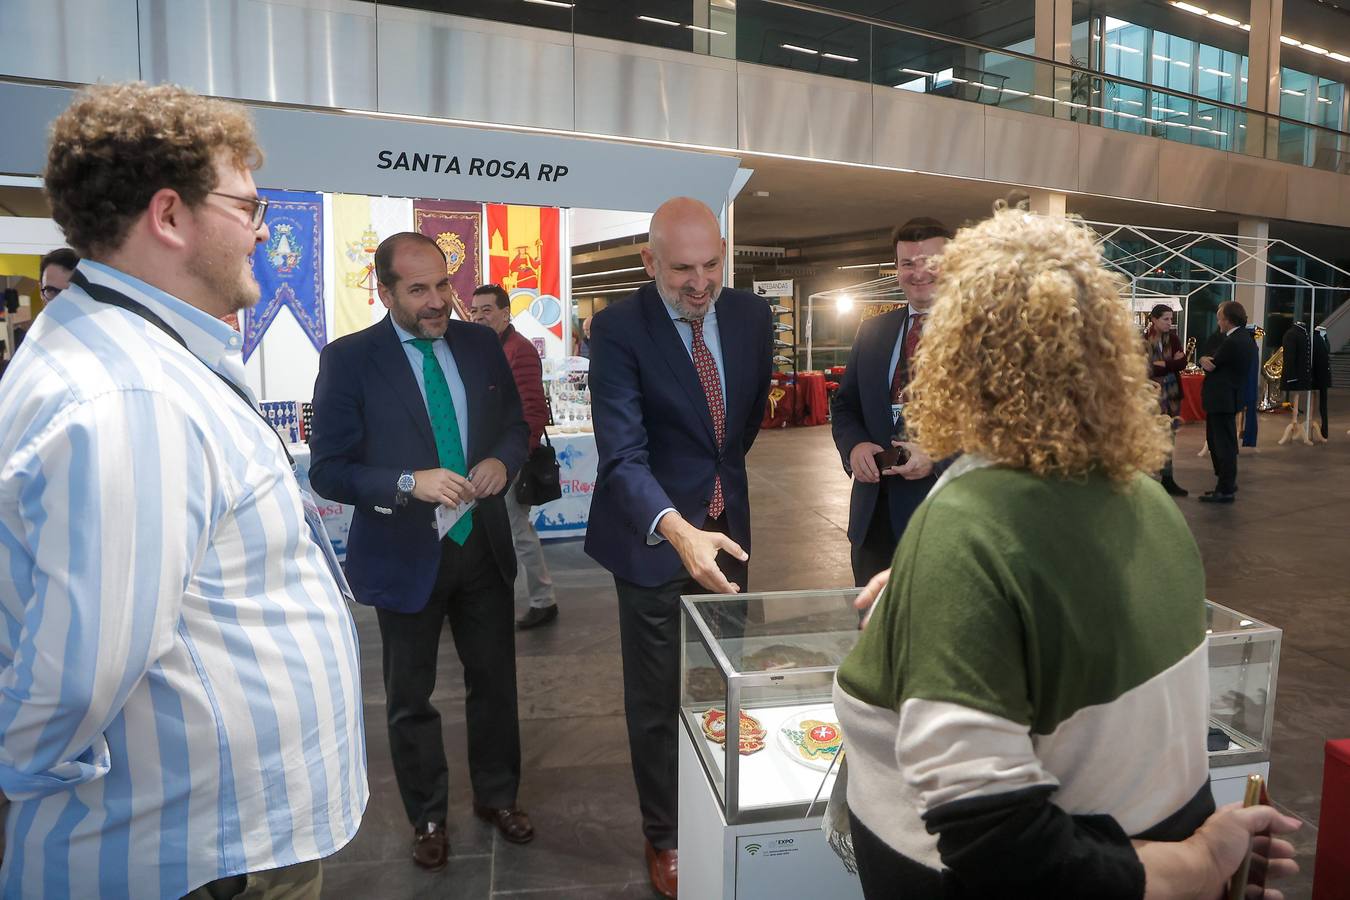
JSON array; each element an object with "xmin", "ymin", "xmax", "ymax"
[{"xmin": 487, "ymin": 204, "xmax": 562, "ymax": 339}]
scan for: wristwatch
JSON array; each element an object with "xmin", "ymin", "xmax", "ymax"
[{"xmin": 396, "ymin": 470, "xmax": 415, "ymax": 506}]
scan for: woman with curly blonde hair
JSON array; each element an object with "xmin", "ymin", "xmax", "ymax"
[{"xmin": 832, "ymin": 207, "xmax": 1298, "ymax": 899}]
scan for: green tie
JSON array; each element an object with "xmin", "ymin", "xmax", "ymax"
[{"xmin": 410, "ymin": 338, "xmax": 472, "ymax": 545}]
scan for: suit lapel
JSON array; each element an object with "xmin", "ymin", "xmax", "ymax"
[
  {"xmin": 371, "ymin": 316, "xmax": 439, "ymax": 459},
  {"xmin": 442, "ymin": 322, "xmax": 483, "ymax": 464},
  {"xmin": 862, "ymin": 308, "xmax": 906, "ymax": 432},
  {"xmin": 640, "ymin": 286, "xmax": 717, "ymax": 447},
  {"xmin": 717, "ymin": 295, "xmax": 745, "ymax": 444}
]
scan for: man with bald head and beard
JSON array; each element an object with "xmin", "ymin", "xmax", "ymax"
[{"xmin": 586, "ymin": 197, "xmax": 773, "ymax": 898}]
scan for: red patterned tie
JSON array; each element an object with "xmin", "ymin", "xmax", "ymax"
[
  {"xmin": 683, "ymin": 317, "xmax": 726, "ymax": 519},
  {"xmin": 889, "ymin": 313, "xmax": 926, "ymax": 404}
]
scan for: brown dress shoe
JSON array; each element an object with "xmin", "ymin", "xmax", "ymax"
[
  {"xmin": 412, "ymin": 822, "xmax": 449, "ymax": 871},
  {"xmin": 645, "ymin": 840, "xmax": 677, "ymax": 899},
  {"xmin": 473, "ymin": 805, "xmax": 535, "ymax": 844}
]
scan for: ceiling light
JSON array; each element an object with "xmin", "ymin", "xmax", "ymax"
[
  {"xmin": 1202, "ymin": 67, "xmax": 1232, "ymax": 77},
  {"xmin": 1241, "ymin": 23, "xmax": 1251, "ymax": 30},
  {"xmin": 1302, "ymin": 44, "xmax": 1329, "ymax": 55},
  {"xmin": 1212, "ymin": 130, "xmax": 1228, "ymax": 136},
  {"xmin": 638, "ymin": 15, "xmax": 680, "ymax": 25},
  {"xmin": 838, "ymin": 262, "xmax": 886, "ymax": 270},
  {"xmin": 1153, "ymin": 54, "xmax": 1172, "ymax": 62},
  {"xmin": 1280, "ymin": 35, "xmax": 1301, "ymax": 46},
  {"xmin": 523, "ymin": 0, "xmax": 573, "ymax": 7},
  {"xmin": 900, "ymin": 67, "xmax": 932, "ymax": 77},
  {"xmin": 1282, "ymin": 88, "xmax": 1305, "ymax": 95},
  {"xmin": 836, "ymin": 295, "xmax": 854, "ymax": 313},
  {"xmin": 1062, "ymin": 100, "xmax": 1087, "ymax": 108},
  {"xmin": 822, "ymin": 52, "xmax": 859, "ymax": 62},
  {"xmin": 573, "ymin": 266, "xmax": 646, "ymax": 280},
  {"xmin": 1331, "ymin": 52, "xmax": 1350, "ymax": 62},
  {"xmin": 1206, "ymin": 12, "xmax": 1241, "ymax": 25},
  {"xmin": 687, "ymin": 24, "xmax": 727, "ymax": 35},
  {"xmin": 1200, "ymin": 115, "xmax": 1214, "ymax": 120},
  {"xmin": 1318, "ymin": 96, "xmax": 1334, "ymax": 103},
  {"xmin": 1108, "ymin": 43, "xmax": 1141, "ymax": 53},
  {"xmin": 1002, "ymin": 87, "xmax": 1029, "ymax": 96},
  {"xmin": 782, "ymin": 43, "xmax": 818, "ymax": 55},
  {"xmin": 1172, "ymin": 1, "xmax": 1208, "ymax": 13},
  {"xmin": 1174, "ymin": 60, "xmax": 1191, "ymax": 67},
  {"xmin": 1116, "ymin": 111, "xmax": 1141, "ymax": 119},
  {"xmin": 1032, "ymin": 94, "xmax": 1058, "ymax": 103},
  {"xmin": 1186, "ymin": 124, "xmax": 1209, "ymax": 131}
]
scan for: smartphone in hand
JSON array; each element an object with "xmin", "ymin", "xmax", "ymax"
[{"xmin": 874, "ymin": 444, "xmax": 911, "ymax": 472}]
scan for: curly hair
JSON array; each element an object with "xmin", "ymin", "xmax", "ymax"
[
  {"xmin": 44, "ymin": 82, "xmax": 263, "ymax": 258},
  {"xmin": 906, "ymin": 206, "xmax": 1172, "ymax": 483}
]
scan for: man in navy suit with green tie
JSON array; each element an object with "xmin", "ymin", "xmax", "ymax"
[{"xmin": 310, "ymin": 233, "xmax": 533, "ymax": 874}]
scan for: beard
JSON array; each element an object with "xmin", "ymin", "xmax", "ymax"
[
  {"xmin": 392, "ymin": 305, "xmax": 449, "ymax": 339},
  {"xmin": 187, "ymin": 237, "xmax": 261, "ymax": 316},
  {"xmin": 655, "ymin": 280, "xmax": 723, "ymax": 320}
]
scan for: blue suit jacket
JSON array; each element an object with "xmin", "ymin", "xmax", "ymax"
[
  {"xmin": 308, "ymin": 315, "xmax": 528, "ymax": 612},
  {"xmin": 830, "ymin": 306, "xmax": 937, "ymax": 545},
  {"xmin": 584, "ymin": 284, "xmax": 773, "ymax": 587}
]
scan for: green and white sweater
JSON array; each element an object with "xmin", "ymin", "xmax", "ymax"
[{"xmin": 834, "ymin": 458, "xmax": 1213, "ymax": 898}]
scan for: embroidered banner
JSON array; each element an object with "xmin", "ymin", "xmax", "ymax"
[
  {"xmin": 487, "ymin": 204, "xmax": 563, "ymax": 358},
  {"xmin": 332, "ymin": 193, "xmax": 413, "ymax": 338},
  {"xmin": 413, "ymin": 198, "xmax": 482, "ymax": 320},
  {"xmin": 243, "ymin": 189, "xmax": 324, "ymax": 361}
]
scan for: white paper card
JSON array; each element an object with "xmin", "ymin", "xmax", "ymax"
[{"xmin": 435, "ymin": 499, "xmax": 476, "ymax": 540}]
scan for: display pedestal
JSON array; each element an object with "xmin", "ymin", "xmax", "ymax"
[
  {"xmin": 1211, "ymin": 761, "xmax": 1271, "ymax": 807},
  {"xmin": 678, "ymin": 716, "xmax": 862, "ymax": 900}
]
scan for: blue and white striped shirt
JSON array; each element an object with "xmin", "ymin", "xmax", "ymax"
[{"xmin": 0, "ymin": 262, "xmax": 367, "ymax": 898}]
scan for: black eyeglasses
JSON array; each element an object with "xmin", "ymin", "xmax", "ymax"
[
  {"xmin": 208, "ymin": 191, "xmax": 269, "ymax": 230},
  {"xmin": 40, "ymin": 285, "xmax": 62, "ymax": 301}
]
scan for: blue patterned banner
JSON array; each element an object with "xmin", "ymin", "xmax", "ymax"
[{"xmin": 243, "ymin": 189, "xmax": 325, "ymax": 362}]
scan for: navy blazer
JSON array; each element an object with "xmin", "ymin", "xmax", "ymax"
[
  {"xmin": 308, "ymin": 315, "xmax": 529, "ymax": 613},
  {"xmin": 830, "ymin": 306, "xmax": 937, "ymax": 546},
  {"xmin": 1201, "ymin": 327, "xmax": 1258, "ymax": 416},
  {"xmin": 584, "ymin": 284, "xmax": 773, "ymax": 588}
]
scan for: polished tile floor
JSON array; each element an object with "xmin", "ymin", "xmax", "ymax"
[{"xmin": 324, "ymin": 392, "xmax": 1349, "ymax": 898}]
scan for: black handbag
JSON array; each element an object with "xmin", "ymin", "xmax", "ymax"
[{"xmin": 516, "ymin": 430, "xmax": 562, "ymax": 505}]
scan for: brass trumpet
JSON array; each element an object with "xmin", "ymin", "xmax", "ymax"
[{"xmin": 1258, "ymin": 347, "xmax": 1284, "ymax": 412}]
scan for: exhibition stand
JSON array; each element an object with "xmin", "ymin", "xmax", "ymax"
[{"xmin": 678, "ymin": 592, "xmax": 1280, "ymax": 898}]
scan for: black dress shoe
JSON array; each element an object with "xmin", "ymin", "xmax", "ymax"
[
  {"xmin": 412, "ymin": 822, "xmax": 449, "ymax": 871},
  {"xmin": 516, "ymin": 604, "xmax": 558, "ymax": 631},
  {"xmin": 1198, "ymin": 491, "xmax": 1236, "ymax": 504},
  {"xmin": 1161, "ymin": 478, "xmax": 1189, "ymax": 497},
  {"xmin": 474, "ymin": 805, "xmax": 535, "ymax": 844}
]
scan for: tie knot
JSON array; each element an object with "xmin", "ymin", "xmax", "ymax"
[
  {"xmin": 409, "ymin": 338, "xmax": 437, "ymax": 357},
  {"xmin": 679, "ymin": 316, "xmax": 704, "ymax": 333}
]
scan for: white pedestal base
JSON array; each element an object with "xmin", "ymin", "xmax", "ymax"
[{"xmin": 678, "ymin": 719, "xmax": 864, "ymax": 900}]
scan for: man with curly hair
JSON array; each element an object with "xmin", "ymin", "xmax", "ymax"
[
  {"xmin": 832, "ymin": 217, "xmax": 953, "ymax": 585},
  {"xmin": 0, "ymin": 82, "xmax": 366, "ymax": 898}
]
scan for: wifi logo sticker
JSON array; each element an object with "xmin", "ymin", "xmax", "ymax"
[{"xmin": 745, "ymin": 843, "xmax": 762, "ymax": 856}]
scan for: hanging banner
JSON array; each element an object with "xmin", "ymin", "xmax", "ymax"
[
  {"xmin": 243, "ymin": 188, "xmax": 324, "ymax": 361},
  {"xmin": 487, "ymin": 204, "xmax": 563, "ymax": 358},
  {"xmin": 413, "ymin": 198, "xmax": 482, "ymax": 320},
  {"xmin": 331, "ymin": 193, "xmax": 414, "ymax": 338}
]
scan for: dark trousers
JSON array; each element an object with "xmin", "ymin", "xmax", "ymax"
[
  {"xmin": 1206, "ymin": 410, "xmax": 1239, "ymax": 494},
  {"xmin": 848, "ymin": 810, "xmax": 942, "ymax": 899},
  {"xmin": 1319, "ymin": 387, "xmax": 1329, "ymax": 438},
  {"xmin": 851, "ymin": 480, "xmax": 897, "ymax": 587},
  {"xmin": 614, "ymin": 514, "xmax": 748, "ymax": 851},
  {"xmin": 376, "ymin": 526, "xmax": 520, "ymax": 828}
]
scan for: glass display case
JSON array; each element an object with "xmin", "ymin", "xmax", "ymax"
[
  {"xmin": 680, "ymin": 588, "xmax": 862, "ymax": 825},
  {"xmin": 1206, "ymin": 599, "xmax": 1281, "ymax": 769}
]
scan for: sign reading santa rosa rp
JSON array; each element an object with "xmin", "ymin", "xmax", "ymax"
[{"xmin": 378, "ymin": 150, "xmax": 570, "ymax": 183}]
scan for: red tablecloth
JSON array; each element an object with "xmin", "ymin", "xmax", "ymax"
[
  {"xmin": 1314, "ymin": 739, "xmax": 1350, "ymax": 898},
  {"xmin": 1179, "ymin": 372, "xmax": 1206, "ymax": 422},
  {"xmin": 760, "ymin": 372, "xmax": 830, "ymax": 428},
  {"xmin": 796, "ymin": 371, "xmax": 829, "ymax": 426}
]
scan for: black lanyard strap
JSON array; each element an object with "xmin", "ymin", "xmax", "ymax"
[{"xmin": 70, "ymin": 270, "xmax": 295, "ymax": 469}]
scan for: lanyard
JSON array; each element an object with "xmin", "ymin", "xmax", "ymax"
[{"xmin": 70, "ymin": 270, "xmax": 296, "ymax": 469}]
